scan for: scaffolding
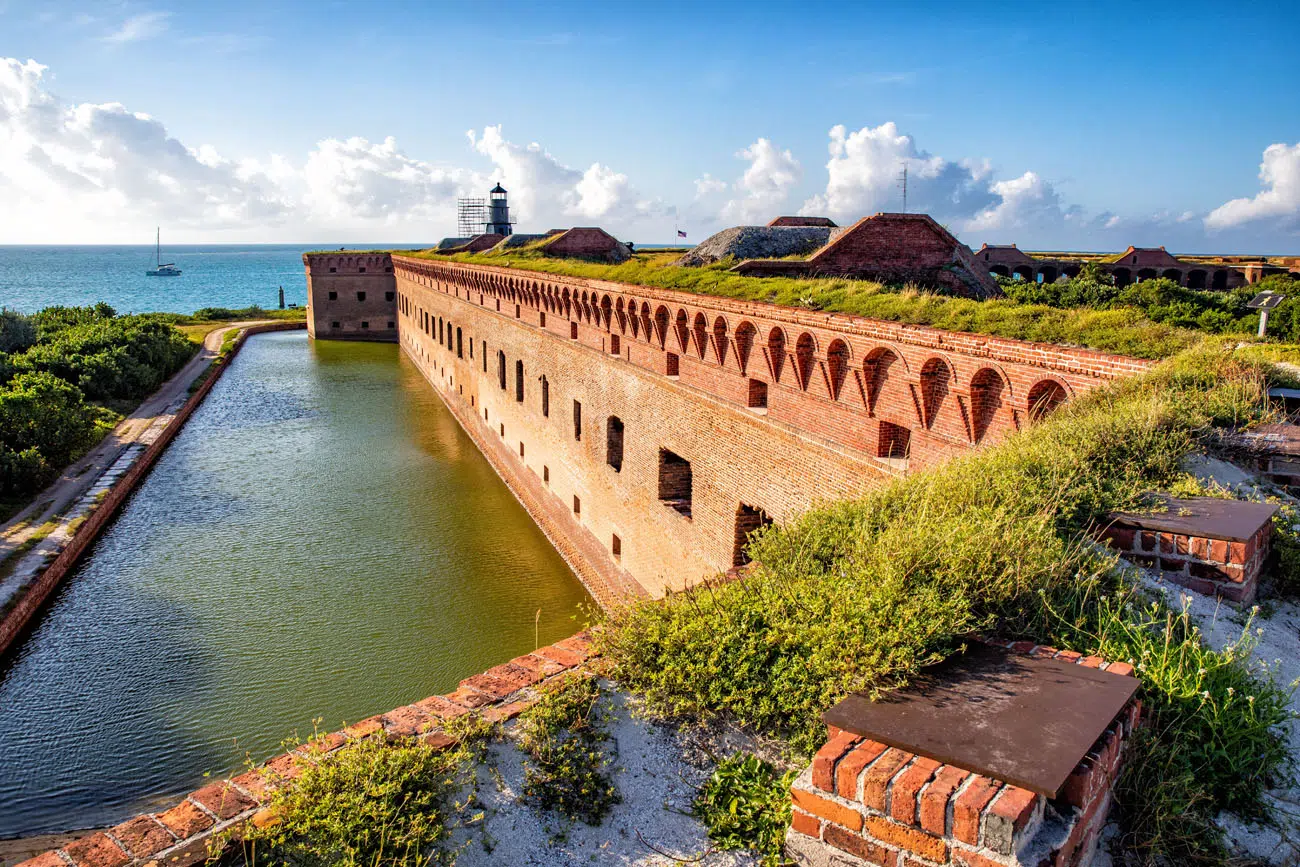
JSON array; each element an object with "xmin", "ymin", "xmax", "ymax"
[{"xmin": 456, "ymin": 198, "xmax": 487, "ymax": 238}]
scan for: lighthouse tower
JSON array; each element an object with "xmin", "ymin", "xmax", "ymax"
[{"xmin": 485, "ymin": 183, "xmax": 513, "ymax": 236}]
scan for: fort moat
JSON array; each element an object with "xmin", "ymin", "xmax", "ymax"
[{"xmin": 0, "ymin": 331, "xmax": 590, "ymax": 838}]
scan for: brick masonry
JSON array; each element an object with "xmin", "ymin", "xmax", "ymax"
[
  {"xmin": 1099, "ymin": 502, "xmax": 1276, "ymax": 605},
  {"xmin": 303, "ymin": 253, "xmax": 398, "ymax": 342},
  {"xmin": 787, "ymin": 642, "xmax": 1141, "ymax": 867},
  {"xmin": 13, "ymin": 631, "xmax": 599, "ymax": 867},
  {"xmin": 365, "ymin": 254, "xmax": 1148, "ymax": 600}
]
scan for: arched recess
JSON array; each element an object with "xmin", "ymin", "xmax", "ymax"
[
  {"xmin": 1113, "ymin": 268, "xmax": 1132, "ymax": 287},
  {"xmin": 639, "ymin": 303, "xmax": 652, "ymax": 341},
  {"xmin": 1013, "ymin": 265, "xmax": 1034, "ymax": 281},
  {"xmin": 1028, "ymin": 379, "xmax": 1068, "ymax": 422},
  {"xmin": 1137, "ymin": 268, "xmax": 1157, "ymax": 282},
  {"xmin": 826, "ymin": 339, "xmax": 850, "ymax": 400},
  {"xmin": 735, "ymin": 321, "xmax": 757, "ymax": 373},
  {"xmin": 692, "ymin": 313, "xmax": 709, "ymax": 359},
  {"xmin": 1038, "ymin": 266, "xmax": 1058, "ymax": 284},
  {"xmin": 767, "ymin": 327, "xmax": 787, "ymax": 383},
  {"xmin": 675, "ymin": 309, "xmax": 690, "ymax": 352},
  {"xmin": 654, "ymin": 306, "xmax": 671, "ymax": 348},
  {"xmin": 795, "ymin": 333, "xmax": 817, "ymax": 391},
  {"xmin": 601, "ymin": 295, "xmax": 613, "ymax": 330},
  {"xmin": 919, "ymin": 357, "xmax": 953, "ymax": 429},
  {"xmin": 1212, "ymin": 270, "xmax": 1228, "ymax": 290},
  {"xmin": 864, "ymin": 346, "xmax": 906, "ymax": 416},
  {"xmin": 1187, "ymin": 270, "xmax": 1207, "ymax": 289},
  {"xmin": 991, "ymin": 265, "xmax": 1011, "ymax": 277},
  {"xmin": 713, "ymin": 316, "xmax": 729, "ymax": 366},
  {"xmin": 1161, "ymin": 269, "xmax": 1181, "ymax": 284},
  {"xmin": 969, "ymin": 367, "xmax": 1007, "ymax": 443}
]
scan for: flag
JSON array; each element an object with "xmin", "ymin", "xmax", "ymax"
[{"xmin": 677, "ymin": 230, "xmax": 687, "ymax": 238}]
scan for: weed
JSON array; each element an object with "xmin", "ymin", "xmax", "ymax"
[
  {"xmin": 516, "ymin": 673, "xmax": 620, "ymax": 828},
  {"xmin": 693, "ymin": 753, "xmax": 795, "ymax": 865}
]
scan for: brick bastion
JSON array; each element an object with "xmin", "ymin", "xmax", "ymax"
[{"xmin": 305, "ymin": 252, "xmax": 1151, "ymax": 602}]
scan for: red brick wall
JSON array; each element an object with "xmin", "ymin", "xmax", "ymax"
[
  {"xmin": 389, "ymin": 256, "xmax": 1147, "ymax": 599},
  {"xmin": 303, "ymin": 253, "xmax": 397, "ymax": 341}
]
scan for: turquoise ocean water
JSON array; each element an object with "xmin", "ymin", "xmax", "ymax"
[{"xmin": 0, "ymin": 245, "xmax": 423, "ymax": 315}]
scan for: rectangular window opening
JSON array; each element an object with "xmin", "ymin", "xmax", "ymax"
[
  {"xmin": 542, "ymin": 377, "xmax": 550, "ymax": 417},
  {"xmin": 573, "ymin": 400, "xmax": 582, "ymax": 441},
  {"xmin": 666, "ymin": 352, "xmax": 680, "ymax": 377},
  {"xmin": 606, "ymin": 416, "xmax": 624, "ymax": 472},
  {"xmin": 357, "ymin": 291, "xmax": 366, "ymax": 301},
  {"xmin": 658, "ymin": 448, "xmax": 692, "ymax": 518},
  {"xmin": 611, "ymin": 534, "xmax": 622, "ymax": 559},
  {"xmin": 515, "ymin": 360, "xmax": 524, "ymax": 403},
  {"xmin": 747, "ymin": 379, "xmax": 768, "ymax": 409},
  {"xmin": 327, "ymin": 291, "xmax": 337, "ymax": 301},
  {"xmin": 570, "ymin": 321, "xmax": 578, "ymax": 339},
  {"xmin": 573, "ymin": 495, "xmax": 581, "ymax": 517},
  {"xmin": 610, "ymin": 334, "xmax": 621, "ymax": 355},
  {"xmin": 878, "ymin": 421, "xmax": 911, "ymax": 459},
  {"xmin": 544, "ymin": 465, "xmax": 550, "ymax": 484}
]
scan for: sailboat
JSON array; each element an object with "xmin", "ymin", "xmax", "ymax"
[{"xmin": 146, "ymin": 228, "xmax": 181, "ymax": 276}]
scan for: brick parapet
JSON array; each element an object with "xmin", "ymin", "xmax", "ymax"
[
  {"xmin": 0, "ymin": 322, "xmax": 307, "ymax": 658},
  {"xmin": 303, "ymin": 253, "xmax": 398, "ymax": 342},
  {"xmin": 391, "ymin": 256, "xmax": 1149, "ymax": 474},
  {"xmin": 788, "ymin": 642, "xmax": 1141, "ymax": 867},
  {"xmin": 13, "ymin": 631, "xmax": 599, "ymax": 867}
]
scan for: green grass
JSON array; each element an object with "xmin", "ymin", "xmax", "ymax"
[
  {"xmin": 396, "ymin": 249, "xmax": 1206, "ymax": 360},
  {"xmin": 598, "ymin": 342, "xmax": 1294, "ymax": 864}
]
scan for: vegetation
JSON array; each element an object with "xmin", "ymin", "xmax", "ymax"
[
  {"xmin": 693, "ymin": 752, "xmax": 796, "ymax": 865},
  {"xmin": 0, "ymin": 304, "xmax": 195, "ymax": 510},
  {"xmin": 515, "ymin": 673, "xmax": 620, "ymax": 828},
  {"xmin": 235, "ymin": 732, "xmax": 476, "ymax": 867},
  {"xmin": 599, "ymin": 343, "xmax": 1294, "ymax": 864}
]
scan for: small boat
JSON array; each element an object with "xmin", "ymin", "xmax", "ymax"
[{"xmin": 146, "ymin": 227, "xmax": 181, "ymax": 276}]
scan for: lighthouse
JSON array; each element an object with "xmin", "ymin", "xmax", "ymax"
[{"xmin": 485, "ymin": 183, "xmax": 513, "ymax": 236}]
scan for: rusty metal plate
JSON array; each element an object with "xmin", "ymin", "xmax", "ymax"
[
  {"xmin": 822, "ymin": 644, "xmax": 1138, "ymax": 798},
  {"xmin": 1109, "ymin": 495, "xmax": 1277, "ymax": 543}
]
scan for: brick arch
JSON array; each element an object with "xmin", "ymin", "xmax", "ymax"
[
  {"xmin": 639, "ymin": 302, "xmax": 652, "ymax": 341},
  {"xmin": 1027, "ymin": 378, "xmax": 1070, "ymax": 422},
  {"xmin": 692, "ymin": 312, "xmax": 709, "ymax": 359},
  {"xmin": 713, "ymin": 315, "xmax": 730, "ymax": 366},
  {"xmin": 826, "ymin": 338, "xmax": 851, "ymax": 400},
  {"xmin": 674, "ymin": 309, "xmax": 690, "ymax": 352},
  {"xmin": 969, "ymin": 366, "xmax": 1008, "ymax": 443},
  {"xmin": 614, "ymin": 297, "xmax": 627, "ymax": 332},
  {"xmin": 767, "ymin": 326, "xmax": 788, "ymax": 383},
  {"xmin": 795, "ymin": 332, "xmax": 817, "ymax": 391},
  {"xmin": 919, "ymin": 356, "xmax": 954, "ymax": 430},
  {"xmin": 601, "ymin": 295, "xmax": 613, "ymax": 329},
  {"xmin": 654, "ymin": 305, "xmax": 671, "ymax": 348},
  {"xmin": 735, "ymin": 320, "xmax": 758, "ymax": 373}
]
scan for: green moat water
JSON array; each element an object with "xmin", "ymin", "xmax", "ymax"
[{"xmin": 0, "ymin": 331, "xmax": 592, "ymax": 838}]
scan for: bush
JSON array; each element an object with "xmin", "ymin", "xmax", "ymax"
[
  {"xmin": 236, "ymin": 736, "xmax": 469, "ymax": 867},
  {"xmin": 693, "ymin": 753, "xmax": 795, "ymax": 865},
  {"xmin": 600, "ymin": 344, "xmax": 1291, "ymax": 863}
]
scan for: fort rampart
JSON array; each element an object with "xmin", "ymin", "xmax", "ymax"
[
  {"xmin": 303, "ymin": 252, "xmax": 1150, "ymax": 599},
  {"xmin": 304, "ymin": 253, "xmax": 398, "ymax": 341}
]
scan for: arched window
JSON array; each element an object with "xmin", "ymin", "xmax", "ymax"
[
  {"xmin": 713, "ymin": 316, "xmax": 729, "ymax": 366},
  {"xmin": 1028, "ymin": 380, "xmax": 1067, "ymax": 422},
  {"xmin": 826, "ymin": 339, "xmax": 850, "ymax": 400},
  {"xmin": 767, "ymin": 328, "xmax": 786, "ymax": 382},
  {"xmin": 795, "ymin": 333, "xmax": 816, "ymax": 390},
  {"xmin": 919, "ymin": 357, "xmax": 952, "ymax": 429},
  {"xmin": 735, "ymin": 321, "xmax": 757, "ymax": 373},
  {"xmin": 969, "ymin": 368, "xmax": 1006, "ymax": 443}
]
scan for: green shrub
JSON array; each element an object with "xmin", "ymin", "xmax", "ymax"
[
  {"xmin": 693, "ymin": 753, "xmax": 796, "ymax": 865},
  {"xmin": 516, "ymin": 673, "xmax": 620, "ymax": 827},
  {"xmin": 237, "ymin": 736, "xmax": 469, "ymax": 867}
]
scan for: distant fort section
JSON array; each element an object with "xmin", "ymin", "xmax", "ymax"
[
  {"xmin": 977, "ymin": 243, "xmax": 1300, "ymax": 288},
  {"xmin": 302, "ymin": 191, "xmax": 1153, "ymax": 600}
]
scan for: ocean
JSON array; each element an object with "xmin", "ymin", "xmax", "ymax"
[{"xmin": 0, "ymin": 245, "xmax": 424, "ymax": 315}]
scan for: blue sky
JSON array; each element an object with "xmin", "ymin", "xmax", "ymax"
[{"xmin": 1, "ymin": 0, "xmax": 1298, "ymax": 251}]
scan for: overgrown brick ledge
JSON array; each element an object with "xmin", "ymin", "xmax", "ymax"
[
  {"xmin": 14, "ymin": 631, "xmax": 597, "ymax": 867},
  {"xmin": 787, "ymin": 640, "xmax": 1141, "ymax": 867}
]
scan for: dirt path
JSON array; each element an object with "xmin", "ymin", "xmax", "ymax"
[{"xmin": 0, "ymin": 321, "xmax": 269, "ymax": 560}]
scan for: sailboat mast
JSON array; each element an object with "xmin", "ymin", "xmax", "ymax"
[{"xmin": 156, "ymin": 227, "xmax": 161, "ymax": 266}]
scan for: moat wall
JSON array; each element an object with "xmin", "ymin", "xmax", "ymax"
[{"xmin": 303, "ymin": 253, "xmax": 1148, "ymax": 600}]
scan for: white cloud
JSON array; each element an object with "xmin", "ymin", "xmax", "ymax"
[
  {"xmin": 1206, "ymin": 142, "xmax": 1300, "ymax": 233},
  {"xmin": 716, "ymin": 138, "xmax": 801, "ymax": 224},
  {"xmin": 692, "ymin": 173, "xmax": 726, "ymax": 198},
  {"xmin": 0, "ymin": 59, "xmax": 667, "ymax": 242},
  {"xmin": 964, "ymin": 171, "xmax": 1075, "ymax": 234},
  {"xmin": 102, "ymin": 11, "xmax": 170, "ymax": 44},
  {"xmin": 799, "ymin": 122, "xmax": 996, "ymax": 221}
]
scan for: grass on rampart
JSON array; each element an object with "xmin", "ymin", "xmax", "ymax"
[
  {"xmin": 399, "ymin": 249, "xmax": 1204, "ymax": 359},
  {"xmin": 598, "ymin": 340, "xmax": 1295, "ymax": 863}
]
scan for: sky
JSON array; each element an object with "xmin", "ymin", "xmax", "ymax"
[{"xmin": 1, "ymin": 0, "xmax": 1298, "ymax": 252}]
